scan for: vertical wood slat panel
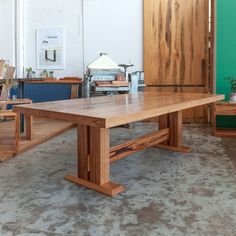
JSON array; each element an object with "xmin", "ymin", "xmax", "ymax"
[{"xmin": 144, "ymin": 0, "xmax": 209, "ymax": 86}]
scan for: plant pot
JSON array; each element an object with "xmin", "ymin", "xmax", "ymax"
[
  {"xmin": 230, "ymin": 93, "xmax": 236, "ymax": 103},
  {"xmin": 27, "ymin": 72, "xmax": 32, "ymax": 78}
]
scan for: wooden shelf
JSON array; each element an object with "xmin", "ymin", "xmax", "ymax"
[{"xmin": 0, "ymin": 99, "xmax": 32, "ymax": 105}]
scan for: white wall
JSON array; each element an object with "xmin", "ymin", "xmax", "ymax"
[
  {"xmin": 0, "ymin": 0, "xmax": 144, "ymax": 77},
  {"xmin": 23, "ymin": 0, "xmax": 84, "ymax": 78},
  {"xmin": 83, "ymin": 0, "xmax": 143, "ymax": 72},
  {"xmin": 0, "ymin": 0, "xmax": 15, "ymax": 65}
]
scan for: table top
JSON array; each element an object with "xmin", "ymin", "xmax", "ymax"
[
  {"xmin": 0, "ymin": 99, "xmax": 32, "ymax": 105},
  {"xmin": 0, "ymin": 78, "xmax": 83, "ymax": 84},
  {"xmin": 0, "ymin": 78, "xmax": 42, "ymax": 83},
  {"xmin": 25, "ymin": 78, "xmax": 83, "ymax": 84},
  {"xmin": 13, "ymin": 92, "xmax": 224, "ymax": 128}
]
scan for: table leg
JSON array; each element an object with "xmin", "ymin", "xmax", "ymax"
[
  {"xmin": 15, "ymin": 113, "xmax": 20, "ymax": 154},
  {"xmin": 169, "ymin": 111, "xmax": 183, "ymax": 147},
  {"xmin": 156, "ymin": 111, "xmax": 192, "ymax": 153},
  {"xmin": 70, "ymin": 84, "xmax": 79, "ymax": 99},
  {"xmin": 18, "ymin": 82, "xmax": 24, "ymax": 99},
  {"xmin": 159, "ymin": 114, "xmax": 168, "ymax": 145},
  {"xmin": 65, "ymin": 124, "xmax": 124, "ymax": 197},
  {"xmin": 25, "ymin": 115, "xmax": 33, "ymax": 140},
  {"xmin": 213, "ymin": 104, "xmax": 216, "ymax": 136},
  {"xmin": 18, "ymin": 82, "xmax": 25, "ymax": 132},
  {"xmin": 20, "ymin": 114, "xmax": 24, "ymax": 133}
]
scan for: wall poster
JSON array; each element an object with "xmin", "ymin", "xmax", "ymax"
[{"xmin": 37, "ymin": 28, "xmax": 64, "ymax": 70}]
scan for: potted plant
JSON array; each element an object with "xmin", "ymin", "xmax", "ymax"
[
  {"xmin": 225, "ymin": 76, "xmax": 236, "ymax": 102},
  {"xmin": 26, "ymin": 67, "xmax": 33, "ymax": 78},
  {"xmin": 31, "ymin": 71, "xmax": 36, "ymax": 78},
  {"xmin": 40, "ymin": 70, "xmax": 49, "ymax": 78},
  {"xmin": 2, "ymin": 65, "xmax": 18, "ymax": 100},
  {"xmin": 49, "ymin": 71, "xmax": 54, "ymax": 78}
]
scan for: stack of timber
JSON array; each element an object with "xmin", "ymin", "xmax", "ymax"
[{"xmin": 95, "ymin": 81, "xmax": 129, "ymax": 87}]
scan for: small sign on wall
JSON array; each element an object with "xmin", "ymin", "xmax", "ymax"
[{"xmin": 37, "ymin": 28, "xmax": 64, "ymax": 70}]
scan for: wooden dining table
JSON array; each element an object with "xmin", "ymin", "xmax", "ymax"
[{"xmin": 13, "ymin": 91, "xmax": 224, "ymax": 196}]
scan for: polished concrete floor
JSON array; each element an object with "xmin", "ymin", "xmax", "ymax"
[{"xmin": 0, "ymin": 123, "xmax": 236, "ymax": 236}]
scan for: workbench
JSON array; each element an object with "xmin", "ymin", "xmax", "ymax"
[{"xmin": 13, "ymin": 92, "xmax": 224, "ymax": 196}]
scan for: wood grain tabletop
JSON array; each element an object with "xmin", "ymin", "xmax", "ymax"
[{"xmin": 13, "ymin": 92, "xmax": 224, "ymax": 128}]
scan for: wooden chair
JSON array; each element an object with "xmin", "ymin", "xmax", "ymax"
[
  {"xmin": 0, "ymin": 99, "xmax": 33, "ymax": 155},
  {"xmin": 0, "ymin": 66, "xmax": 15, "ymax": 110},
  {"xmin": 0, "ymin": 66, "xmax": 18, "ymax": 152},
  {"xmin": 0, "ymin": 110, "xmax": 20, "ymax": 153},
  {"xmin": 0, "ymin": 66, "xmax": 32, "ymax": 154},
  {"xmin": 0, "ymin": 84, "xmax": 2, "ymax": 98},
  {"xmin": 0, "ymin": 60, "xmax": 5, "ymax": 94},
  {"xmin": 0, "ymin": 60, "xmax": 5, "ymax": 80}
]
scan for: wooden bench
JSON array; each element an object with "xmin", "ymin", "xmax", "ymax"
[{"xmin": 13, "ymin": 92, "xmax": 224, "ymax": 196}]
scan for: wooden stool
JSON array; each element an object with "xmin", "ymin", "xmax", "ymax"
[{"xmin": 213, "ymin": 101, "xmax": 236, "ymax": 137}]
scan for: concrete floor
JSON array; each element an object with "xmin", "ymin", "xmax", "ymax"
[{"xmin": 0, "ymin": 123, "xmax": 236, "ymax": 236}]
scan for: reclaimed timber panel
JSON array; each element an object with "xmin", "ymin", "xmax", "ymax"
[{"xmin": 144, "ymin": 0, "xmax": 209, "ymax": 86}]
